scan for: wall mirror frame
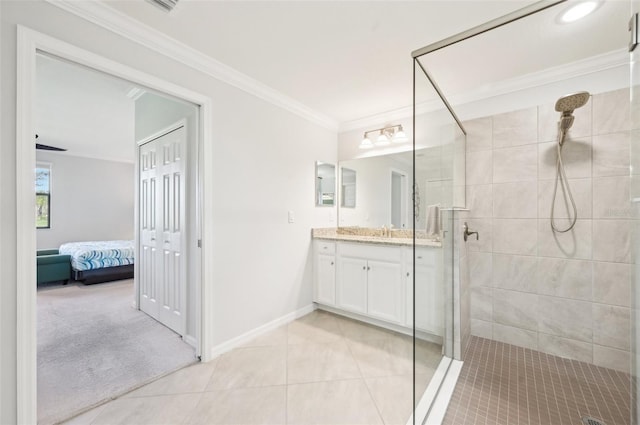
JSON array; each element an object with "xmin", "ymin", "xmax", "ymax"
[{"xmin": 315, "ymin": 161, "xmax": 336, "ymax": 207}]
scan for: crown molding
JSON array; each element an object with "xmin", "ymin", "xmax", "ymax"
[
  {"xmin": 45, "ymin": 0, "xmax": 339, "ymax": 131},
  {"xmin": 339, "ymin": 48, "xmax": 629, "ymax": 133}
]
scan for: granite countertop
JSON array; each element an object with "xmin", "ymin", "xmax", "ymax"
[{"xmin": 312, "ymin": 228, "xmax": 442, "ymax": 248}]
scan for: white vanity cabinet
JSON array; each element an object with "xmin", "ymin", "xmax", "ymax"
[
  {"xmin": 336, "ymin": 243, "xmax": 404, "ymax": 325},
  {"xmin": 313, "ymin": 238, "xmax": 442, "ymax": 336},
  {"xmin": 405, "ymin": 247, "xmax": 443, "ymax": 336},
  {"xmin": 313, "ymin": 240, "xmax": 336, "ymax": 306}
]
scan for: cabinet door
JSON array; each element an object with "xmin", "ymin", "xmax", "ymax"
[
  {"xmin": 315, "ymin": 253, "xmax": 336, "ymax": 306},
  {"xmin": 414, "ymin": 262, "xmax": 443, "ymax": 336},
  {"xmin": 367, "ymin": 259, "xmax": 403, "ymax": 324},
  {"xmin": 336, "ymin": 256, "xmax": 368, "ymax": 314}
]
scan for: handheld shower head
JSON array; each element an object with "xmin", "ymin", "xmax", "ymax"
[
  {"xmin": 555, "ymin": 91, "xmax": 590, "ymax": 114},
  {"xmin": 555, "ymin": 91, "xmax": 590, "ymax": 134}
]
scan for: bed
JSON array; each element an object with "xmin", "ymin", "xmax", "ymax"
[{"xmin": 59, "ymin": 240, "xmax": 135, "ymax": 285}]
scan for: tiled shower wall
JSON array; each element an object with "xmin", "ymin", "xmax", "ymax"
[{"xmin": 465, "ymin": 88, "xmax": 632, "ymax": 372}]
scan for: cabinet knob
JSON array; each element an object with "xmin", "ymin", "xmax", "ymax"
[
  {"xmin": 362, "ymin": 266, "xmax": 366, "ymax": 270},
  {"xmin": 367, "ymin": 266, "xmax": 371, "ymax": 271},
  {"xmin": 323, "ymin": 246, "xmax": 327, "ymax": 249},
  {"xmin": 407, "ymin": 272, "xmax": 410, "ymax": 277},
  {"xmin": 331, "ymin": 262, "xmax": 334, "ymax": 265}
]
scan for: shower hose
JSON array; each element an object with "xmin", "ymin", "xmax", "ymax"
[{"xmin": 550, "ymin": 129, "xmax": 578, "ymax": 233}]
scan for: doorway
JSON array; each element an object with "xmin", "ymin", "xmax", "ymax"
[{"xmin": 16, "ymin": 27, "xmax": 214, "ymax": 424}]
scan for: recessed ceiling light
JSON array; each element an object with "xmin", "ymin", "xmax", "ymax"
[{"xmin": 560, "ymin": 1, "xmax": 600, "ymax": 23}]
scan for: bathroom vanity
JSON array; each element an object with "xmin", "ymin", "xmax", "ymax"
[{"xmin": 312, "ymin": 228, "xmax": 443, "ymax": 340}]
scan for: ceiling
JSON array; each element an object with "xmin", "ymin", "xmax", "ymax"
[
  {"xmin": 36, "ymin": 1, "xmax": 631, "ymax": 163},
  {"xmin": 104, "ymin": 0, "xmax": 544, "ymax": 125},
  {"xmin": 36, "ymin": 54, "xmax": 138, "ymax": 162}
]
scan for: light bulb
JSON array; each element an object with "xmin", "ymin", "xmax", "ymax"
[
  {"xmin": 376, "ymin": 131, "xmax": 390, "ymax": 146},
  {"xmin": 560, "ymin": 1, "xmax": 599, "ymax": 23},
  {"xmin": 393, "ymin": 129, "xmax": 408, "ymax": 143},
  {"xmin": 359, "ymin": 136, "xmax": 374, "ymax": 149}
]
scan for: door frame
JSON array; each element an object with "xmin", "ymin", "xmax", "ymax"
[{"xmin": 16, "ymin": 26, "xmax": 214, "ymax": 424}]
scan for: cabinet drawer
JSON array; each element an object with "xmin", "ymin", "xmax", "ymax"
[
  {"xmin": 315, "ymin": 240, "xmax": 336, "ymax": 255},
  {"xmin": 412, "ymin": 248, "xmax": 439, "ymax": 266},
  {"xmin": 339, "ymin": 242, "xmax": 401, "ymax": 262}
]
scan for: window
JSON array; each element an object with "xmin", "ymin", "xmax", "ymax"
[{"xmin": 36, "ymin": 164, "xmax": 51, "ymax": 229}]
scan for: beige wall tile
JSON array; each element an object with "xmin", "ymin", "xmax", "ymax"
[
  {"xmin": 470, "ymin": 319, "xmax": 493, "ymax": 339},
  {"xmin": 493, "ymin": 181, "xmax": 538, "ymax": 218},
  {"xmin": 593, "ymin": 88, "xmax": 630, "ymax": 135},
  {"xmin": 592, "ymin": 262, "xmax": 631, "ymax": 307},
  {"xmin": 467, "ymin": 184, "xmax": 493, "ymax": 218},
  {"xmin": 493, "ymin": 254, "xmax": 537, "ymax": 293},
  {"xmin": 493, "ymin": 219, "xmax": 537, "ymax": 255},
  {"xmin": 536, "ymin": 257, "xmax": 592, "ymax": 301},
  {"xmin": 538, "ymin": 178, "xmax": 592, "ymax": 220},
  {"xmin": 464, "ymin": 116, "xmax": 493, "ymax": 152},
  {"xmin": 538, "ymin": 333, "xmax": 592, "ymax": 363},
  {"xmin": 493, "ymin": 145, "xmax": 538, "ymax": 183},
  {"xmin": 593, "ymin": 132, "xmax": 630, "ymax": 177},
  {"xmin": 470, "ymin": 287, "xmax": 492, "ymax": 321},
  {"xmin": 468, "ymin": 251, "xmax": 492, "ymax": 288},
  {"xmin": 537, "ymin": 219, "xmax": 592, "ymax": 260},
  {"xmin": 592, "ymin": 219, "xmax": 631, "ymax": 263},
  {"xmin": 493, "ymin": 289, "xmax": 538, "ymax": 331},
  {"xmin": 467, "ymin": 150, "xmax": 493, "ymax": 185},
  {"xmin": 593, "ymin": 345, "xmax": 631, "ymax": 374},
  {"xmin": 538, "ymin": 137, "xmax": 592, "ymax": 180},
  {"xmin": 593, "ymin": 176, "xmax": 631, "ymax": 219},
  {"xmin": 492, "ymin": 323, "xmax": 538, "ymax": 350},
  {"xmin": 538, "ymin": 295, "xmax": 592, "ymax": 342},
  {"xmin": 592, "ymin": 304, "xmax": 630, "ymax": 351},
  {"xmin": 493, "ymin": 107, "xmax": 537, "ymax": 148}
]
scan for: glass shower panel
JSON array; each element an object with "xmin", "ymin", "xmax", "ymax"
[
  {"xmin": 412, "ymin": 57, "xmax": 465, "ymax": 423},
  {"xmin": 632, "ymin": 2, "xmax": 640, "ymax": 423}
]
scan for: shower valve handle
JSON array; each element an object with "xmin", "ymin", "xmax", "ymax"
[{"xmin": 463, "ymin": 222, "xmax": 479, "ymax": 242}]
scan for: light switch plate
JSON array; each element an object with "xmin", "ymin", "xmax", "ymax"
[{"xmin": 288, "ymin": 210, "xmax": 295, "ymax": 223}]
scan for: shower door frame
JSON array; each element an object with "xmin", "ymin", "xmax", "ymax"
[{"xmin": 410, "ymin": 1, "xmax": 568, "ymax": 424}]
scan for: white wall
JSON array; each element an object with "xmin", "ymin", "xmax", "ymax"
[
  {"xmin": 0, "ymin": 2, "xmax": 337, "ymax": 423},
  {"xmin": 35, "ymin": 151, "xmax": 134, "ymax": 249},
  {"xmin": 135, "ymin": 91, "xmax": 197, "ymax": 141}
]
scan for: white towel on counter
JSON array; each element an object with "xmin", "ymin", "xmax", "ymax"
[{"xmin": 426, "ymin": 204, "xmax": 441, "ymax": 238}]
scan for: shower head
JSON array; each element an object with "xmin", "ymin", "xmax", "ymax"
[
  {"xmin": 555, "ymin": 91, "xmax": 590, "ymax": 134},
  {"xmin": 555, "ymin": 91, "xmax": 590, "ymax": 114}
]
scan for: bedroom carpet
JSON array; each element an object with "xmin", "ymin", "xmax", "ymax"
[{"xmin": 37, "ymin": 279, "xmax": 196, "ymax": 425}]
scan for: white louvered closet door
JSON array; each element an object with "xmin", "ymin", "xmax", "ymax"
[{"xmin": 139, "ymin": 125, "xmax": 187, "ymax": 336}]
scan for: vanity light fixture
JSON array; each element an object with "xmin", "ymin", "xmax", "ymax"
[
  {"xmin": 559, "ymin": 1, "xmax": 600, "ymax": 23},
  {"xmin": 359, "ymin": 124, "xmax": 408, "ymax": 149}
]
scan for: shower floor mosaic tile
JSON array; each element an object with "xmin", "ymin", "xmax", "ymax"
[{"xmin": 443, "ymin": 336, "xmax": 631, "ymax": 425}]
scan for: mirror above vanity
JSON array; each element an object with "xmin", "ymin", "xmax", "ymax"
[{"xmin": 337, "ymin": 145, "xmax": 459, "ymax": 230}]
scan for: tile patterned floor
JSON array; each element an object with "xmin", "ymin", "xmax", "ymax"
[
  {"xmin": 63, "ymin": 310, "xmax": 442, "ymax": 425},
  {"xmin": 443, "ymin": 336, "xmax": 632, "ymax": 425}
]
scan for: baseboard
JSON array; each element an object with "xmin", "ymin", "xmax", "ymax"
[
  {"xmin": 209, "ymin": 303, "xmax": 317, "ymax": 359},
  {"xmin": 183, "ymin": 334, "xmax": 197, "ymax": 349},
  {"xmin": 317, "ymin": 304, "xmax": 443, "ymax": 345}
]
